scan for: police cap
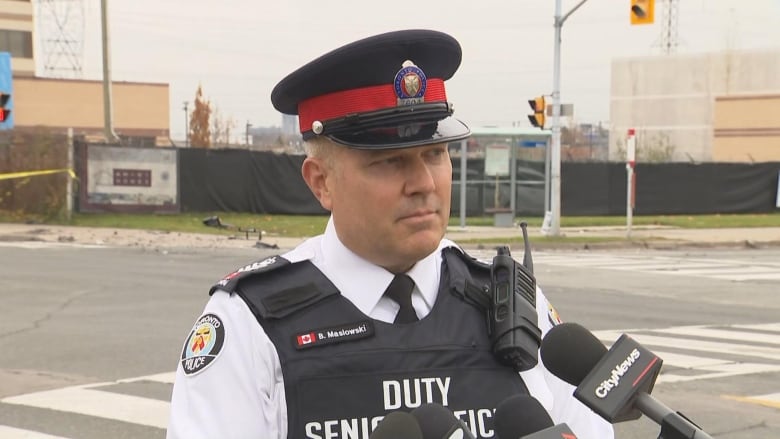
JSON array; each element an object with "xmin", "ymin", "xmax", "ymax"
[{"xmin": 270, "ymin": 29, "xmax": 471, "ymax": 149}]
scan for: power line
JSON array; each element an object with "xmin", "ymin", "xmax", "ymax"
[
  {"xmin": 37, "ymin": 0, "xmax": 85, "ymax": 78},
  {"xmin": 658, "ymin": 0, "xmax": 680, "ymax": 54}
]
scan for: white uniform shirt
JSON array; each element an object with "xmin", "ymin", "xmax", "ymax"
[{"xmin": 167, "ymin": 219, "xmax": 614, "ymax": 439}]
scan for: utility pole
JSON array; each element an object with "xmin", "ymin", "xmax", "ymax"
[
  {"xmin": 245, "ymin": 121, "xmax": 252, "ymax": 146},
  {"xmin": 100, "ymin": 0, "xmax": 118, "ymax": 143},
  {"xmin": 183, "ymin": 101, "xmax": 189, "ymax": 147},
  {"xmin": 547, "ymin": 0, "xmax": 590, "ymax": 236}
]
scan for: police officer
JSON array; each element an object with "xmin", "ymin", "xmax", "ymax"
[{"xmin": 167, "ymin": 29, "xmax": 613, "ymax": 439}]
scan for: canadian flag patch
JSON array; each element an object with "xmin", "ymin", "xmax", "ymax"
[{"xmin": 296, "ymin": 332, "xmax": 317, "ymax": 347}]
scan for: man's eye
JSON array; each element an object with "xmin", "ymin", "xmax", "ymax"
[
  {"xmin": 425, "ymin": 148, "xmax": 446, "ymax": 158},
  {"xmin": 375, "ymin": 156, "xmax": 401, "ymax": 166}
]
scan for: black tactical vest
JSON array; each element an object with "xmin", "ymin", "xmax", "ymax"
[{"xmin": 212, "ymin": 248, "xmax": 531, "ymax": 439}]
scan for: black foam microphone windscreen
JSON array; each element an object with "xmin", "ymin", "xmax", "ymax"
[
  {"xmin": 410, "ymin": 403, "xmax": 476, "ymax": 439},
  {"xmin": 369, "ymin": 411, "xmax": 424, "ymax": 439},
  {"xmin": 539, "ymin": 322, "xmax": 608, "ymax": 386},
  {"xmin": 494, "ymin": 395, "xmax": 554, "ymax": 439}
]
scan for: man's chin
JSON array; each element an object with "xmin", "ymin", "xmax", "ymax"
[
  {"xmin": 379, "ymin": 230, "xmax": 443, "ymax": 272},
  {"xmin": 405, "ymin": 229, "xmax": 444, "ymax": 254}
]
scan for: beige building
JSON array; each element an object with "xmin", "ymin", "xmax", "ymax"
[
  {"xmin": 712, "ymin": 94, "xmax": 780, "ymax": 162},
  {"xmin": 610, "ymin": 48, "xmax": 780, "ymax": 162},
  {"xmin": 14, "ymin": 77, "xmax": 170, "ymax": 145},
  {"xmin": 0, "ymin": 0, "xmax": 34, "ymax": 77},
  {"xmin": 1, "ymin": 0, "xmax": 171, "ymax": 145}
]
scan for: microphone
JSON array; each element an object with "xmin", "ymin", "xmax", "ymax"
[
  {"xmin": 410, "ymin": 403, "xmax": 476, "ymax": 439},
  {"xmin": 540, "ymin": 322, "xmax": 714, "ymax": 439},
  {"xmin": 494, "ymin": 395, "xmax": 577, "ymax": 439},
  {"xmin": 369, "ymin": 411, "xmax": 424, "ymax": 439}
]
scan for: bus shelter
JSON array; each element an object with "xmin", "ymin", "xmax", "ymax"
[{"xmin": 449, "ymin": 126, "xmax": 552, "ymax": 227}]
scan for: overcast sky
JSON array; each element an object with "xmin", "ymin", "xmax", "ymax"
[{"xmin": 37, "ymin": 0, "xmax": 780, "ymax": 141}]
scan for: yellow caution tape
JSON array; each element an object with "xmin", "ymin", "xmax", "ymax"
[{"xmin": 0, "ymin": 168, "xmax": 77, "ymax": 181}]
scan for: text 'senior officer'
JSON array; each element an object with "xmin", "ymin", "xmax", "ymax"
[{"xmin": 166, "ymin": 29, "xmax": 614, "ymax": 439}]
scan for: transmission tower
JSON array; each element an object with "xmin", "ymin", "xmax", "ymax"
[
  {"xmin": 36, "ymin": 0, "xmax": 85, "ymax": 78},
  {"xmin": 658, "ymin": 0, "xmax": 680, "ymax": 54}
]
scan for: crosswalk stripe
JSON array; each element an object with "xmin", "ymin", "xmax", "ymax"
[
  {"xmin": 536, "ymin": 257, "xmax": 629, "ymax": 267},
  {"xmin": 117, "ymin": 371, "xmax": 177, "ymax": 385},
  {"xmin": 660, "ymin": 363, "xmax": 780, "ymax": 384},
  {"xmin": 592, "ymin": 324, "xmax": 780, "ymax": 384},
  {"xmin": 711, "ymin": 272, "xmax": 780, "ymax": 281},
  {"xmin": 664, "ymin": 266, "xmax": 778, "ymax": 275},
  {"xmin": 530, "ymin": 252, "xmax": 780, "ymax": 281},
  {"xmin": 0, "ymin": 426, "xmax": 70, "ymax": 439},
  {"xmin": 657, "ymin": 326, "xmax": 780, "ymax": 345},
  {"xmin": 647, "ymin": 350, "xmax": 737, "ymax": 368},
  {"xmin": 2, "ymin": 386, "xmax": 169, "ymax": 429},
  {"xmin": 733, "ymin": 323, "xmax": 780, "ymax": 332},
  {"xmin": 593, "ymin": 331, "xmax": 780, "ymax": 361},
  {"xmin": 609, "ymin": 263, "xmax": 724, "ymax": 271}
]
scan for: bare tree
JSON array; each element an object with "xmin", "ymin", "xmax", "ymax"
[
  {"xmin": 614, "ymin": 131, "xmax": 676, "ymax": 163},
  {"xmin": 210, "ymin": 106, "xmax": 238, "ymax": 147},
  {"xmin": 210, "ymin": 105, "xmax": 223, "ymax": 147}
]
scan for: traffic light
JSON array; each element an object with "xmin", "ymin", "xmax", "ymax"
[
  {"xmin": 0, "ymin": 52, "xmax": 12, "ymax": 129},
  {"xmin": 0, "ymin": 93, "xmax": 10, "ymax": 123},
  {"xmin": 630, "ymin": 0, "xmax": 654, "ymax": 25},
  {"xmin": 528, "ymin": 96, "xmax": 546, "ymax": 129}
]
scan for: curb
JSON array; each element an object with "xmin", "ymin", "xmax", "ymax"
[{"xmin": 458, "ymin": 238, "xmax": 780, "ymax": 252}]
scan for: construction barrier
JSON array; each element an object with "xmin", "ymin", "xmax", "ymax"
[{"xmin": 0, "ymin": 168, "xmax": 76, "ymax": 181}]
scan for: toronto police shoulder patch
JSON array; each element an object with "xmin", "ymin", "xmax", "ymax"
[
  {"xmin": 180, "ymin": 313, "xmax": 225, "ymax": 376},
  {"xmin": 547, "ymin": 302, "xmax": 563, "ymax": 326}
]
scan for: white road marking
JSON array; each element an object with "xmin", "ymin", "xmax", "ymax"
[
  {"xmin": 2, "ymin": 384, "xmax": 169, "ymax": 429},
  {"xmin": 0, "ymin": 426, "xmax": 70, "ymax": 439}
]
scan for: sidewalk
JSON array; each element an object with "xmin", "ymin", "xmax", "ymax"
[
  {"xmin": 444, "ymin": 224, "xmax": 780, "ymax": 250},
  {"xmin": 0, "ymin": 222, "xmax": 779, "ymax": 251}
]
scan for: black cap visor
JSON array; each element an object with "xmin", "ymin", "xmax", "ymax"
[{"xmin": 326, "ymin": 116, "xmax": 471, "ymax": 150}]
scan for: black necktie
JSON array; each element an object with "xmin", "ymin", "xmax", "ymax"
[{"xmin": 383, "ymin": 274, "xmax": 418, "ymax": 324}]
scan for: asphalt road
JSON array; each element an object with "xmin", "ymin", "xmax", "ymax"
[{"xmin": 1, "ymin": 243, "xmax": 778, "ymax": 438}]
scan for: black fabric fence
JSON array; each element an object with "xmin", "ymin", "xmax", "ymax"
[
  {"xmin": 177, "ymin": 147, "xmax": 779, "ymax": 216},
  {"xmin": 179, "ymin": 148, "xmax": 326, "ymax": 214},
  {"xmin": 561, "ymin": 162, "xmax": 780, "ymax": 215}
]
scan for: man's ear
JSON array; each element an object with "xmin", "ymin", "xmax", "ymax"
[{"xmin": 301, "ymin": 157, "xmax": 333, "ymax": 211}]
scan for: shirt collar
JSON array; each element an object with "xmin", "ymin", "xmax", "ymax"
[{"xmin": 317, "ymin": 216, "xmax": 452, "ymax": 317}]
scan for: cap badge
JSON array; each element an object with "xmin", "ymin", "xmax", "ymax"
[{"xmin": 394, "ymin": 60, "xmax": 427, "ymax": 106}]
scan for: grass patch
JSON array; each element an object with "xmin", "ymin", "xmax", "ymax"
[{"xmin": 1, "ymin": 211, "xmax": 778, "ymax": 238}]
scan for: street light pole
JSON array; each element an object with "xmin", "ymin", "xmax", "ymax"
[
  {"xmin": 183, "ymin": 101, "xmax": 189, "ymax": 147},
  {"xmin": 100, "ymin": 0, "xmax": 118, "ymax": 143},
  {"xmin": 245, "ymin": 121, "xmax": 252, "ymax": 146},
  {"xmin": 548, "ymin": 0, "xmax": 590, "ymax": 236}
]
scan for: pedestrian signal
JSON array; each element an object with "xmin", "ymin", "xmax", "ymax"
[
  {"xmin": 631, "ymin": 0, "xmax": 654, "ymax": 25},
  {"xmin": 0, "ymin": 93, "xmax": 10, "ymax": 122},
  {"xmin": 528, "ymin": 96, "xmax": 546, "ymax": 129}
]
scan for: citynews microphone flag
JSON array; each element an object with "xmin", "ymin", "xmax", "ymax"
[
  {"xmin": 521, "ymin": 424, "xmax": 577, "ymax": 439},
  {"xmin": 573, "ymin": 334, "xmax": 663, "ymax": 423}
]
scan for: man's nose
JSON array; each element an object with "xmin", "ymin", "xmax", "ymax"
[{"xmin": 403, "ymin": 158, "xmax": 436, "ymax": 194}]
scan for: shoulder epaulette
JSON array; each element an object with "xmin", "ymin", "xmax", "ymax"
[
  {"xmin": 442, "ymin": 247, "xmax": 491, "ymax": 311},
  {"xmin": 209, "ymin": 255, "xmax": 291, "ymax": 295},
  {"xmin": 211, "ymin": 257, "xmax": 339, "ymax": 320}
]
